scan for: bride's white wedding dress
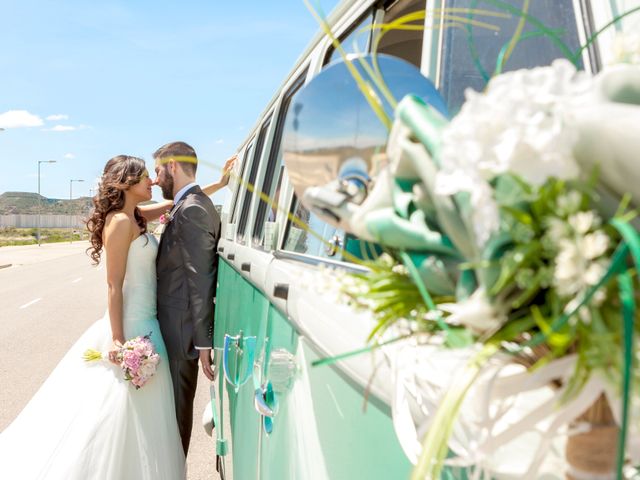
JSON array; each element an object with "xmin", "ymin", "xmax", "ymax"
[{"xmin": 0, "ymin": 233, "xmax": 185, "ymax": 479}]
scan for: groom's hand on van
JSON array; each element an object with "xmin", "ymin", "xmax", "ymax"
[{"xmin": 199, "ymin": 349, "xmax": 217, "ymax": 381}]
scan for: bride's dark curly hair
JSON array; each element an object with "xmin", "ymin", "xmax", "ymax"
[{"xmin": 86, "ymin": 155, "xmax": 148, "ymax": 264}]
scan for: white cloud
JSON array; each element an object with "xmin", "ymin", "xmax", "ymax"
[
  {"xmin": 46, "ymin": 114, "xmax": 69, "ymax": 121},
  {"xmin": 42, "ymin": 123, "xmax": 89, "ymax": 132},
  {"xmin": 48, "ymin": 125, "xmax": 76, "ymax": 132},
  {"xmin": 216, "ymin": 139, "xmax": 224, "ymax": 144},
  {"xmin": 64, "ymin": 153, "xmax": 76, "ymax": 159},
  {"xmin": 0, "ymin": 110, "xmax": 44, "ymax": 128}
]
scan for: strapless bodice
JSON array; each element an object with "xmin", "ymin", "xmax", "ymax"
[{"xmin": 122, "ymin": 233, "xmax": 158, "ymax": 322}]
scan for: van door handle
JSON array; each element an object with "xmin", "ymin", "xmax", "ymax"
[
  {"xmin": 218, "ymin": 246, "xmax": 224, "ymax": 253},
  {"xmin": 241, "ymin": 262, "xmax": 251, "ymax": 272},
  {"xmin": 254, "ymin": 386, "xmax": 276, "ymax": 418},
  {"xmin": 227, "ymin": 253, "xmax": 235, "ymax": 261},
  {"xmin": 273, "ymin": 283, "xmax": 289, "ymax": 300}
]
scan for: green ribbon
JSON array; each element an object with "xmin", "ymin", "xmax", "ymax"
[
  {"xmin": 310, "ymin": 335, "xmax": 407, "ymax": 367},
  {"xmin": 616, "ymin": 271, "xmax": 634, "ymax": 480}
]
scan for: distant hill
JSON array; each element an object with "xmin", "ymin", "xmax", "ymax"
[
  {"xmin": 0, "ymin": 192, "xmax": 93, "ymax": 215},
  {"xmin": 0, "ymin": 192, "xmax": 222, "ymax": 215},
  {"xmin": 0, "ymin": 192, "xmax": 220, "ymax": 216}
]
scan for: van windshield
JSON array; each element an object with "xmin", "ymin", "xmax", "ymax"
[{"xmin": 439, "ymin": 0, "xmax": 584, "ymax": 113}]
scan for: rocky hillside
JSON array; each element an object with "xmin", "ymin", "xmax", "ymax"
[
  {"xmin": 0, "ymin": 192, "xmax": 92, "ymax": 215},
  {"xmin": 0, "ymin": 192, "xmax": 221, "ymax": 216}
]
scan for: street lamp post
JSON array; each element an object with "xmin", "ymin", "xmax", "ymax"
[
  {"xmin": 69, "ymin": 179, "xmax": 84, "ymax": 243},
  {"xmin": 37, "ymin": 160, "xmax": 56, "ymax": 246}
]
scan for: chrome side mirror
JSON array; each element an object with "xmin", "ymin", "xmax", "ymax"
[{"xmin": 282, "ymin": 53, "xmax": 448, "ymax": 232}]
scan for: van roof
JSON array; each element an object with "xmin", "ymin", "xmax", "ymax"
[{"xmin": 238, "ymin": 0, "xmax": 361, "ymax": 151}]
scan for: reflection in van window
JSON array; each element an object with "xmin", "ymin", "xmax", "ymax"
[
  {"xmin": 376, "ymin": 0, "xmax": 424, "ymax": 68},
  {"xmin": 439, "ymin": 0, "xmax": 583, "ymax": 113},
  {"xmin": 282, "ymin": 196, "xmax": 345, "ymax": 261}
]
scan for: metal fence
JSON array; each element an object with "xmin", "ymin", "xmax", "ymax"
[{"xmin": 0, "ymin": 215, "xmax": 86, "ymax": 229}]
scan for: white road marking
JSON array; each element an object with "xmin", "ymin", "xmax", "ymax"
[
  {"xmin": 71, "ymin": 277, "xmax": 82, "ymax": 284},
  {"xmin": 19, "ymin": 298, "xmax": 42, "ymax": 309}
]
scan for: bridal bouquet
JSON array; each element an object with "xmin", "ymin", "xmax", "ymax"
[{"xmin": 83, "ymin": 333, "xmax": 160, "ymax": 389}]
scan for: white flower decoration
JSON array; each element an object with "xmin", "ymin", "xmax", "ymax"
[
  {"xmin": 580, "ymin": 231, "xmax": 610, "ymax": 260},
  {"xmin": 569, "ymin": 211, "xmax": 595, "ymax": 234},
  {"xmin": 439, "ymin": 288, "xmax": 504, "ymax": 335},
  {"xmin": 435, "ymin": 60, "xmax": 593, "ymax": 247}
]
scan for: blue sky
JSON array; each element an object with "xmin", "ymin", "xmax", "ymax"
[{"xmin": 0, "ymin": 0, "xmax": 339, "ymax": 204}]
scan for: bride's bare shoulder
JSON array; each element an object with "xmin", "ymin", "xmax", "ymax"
[{"xmin": 104, "ymin": 211, "xmax": 134, "ymax": 243}]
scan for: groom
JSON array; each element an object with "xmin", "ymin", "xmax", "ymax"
[{"xmin": 154, "ymin": 141, "xmax": 220, "ymax": 455}]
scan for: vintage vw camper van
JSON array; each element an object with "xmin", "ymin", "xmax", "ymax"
[{"xmin": 212, "ymin": 1, "xmax": 639, "ymax": 478}]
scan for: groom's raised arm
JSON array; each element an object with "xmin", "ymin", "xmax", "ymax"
[{"xmin": 176, "ymin": 203, "xmax": 217, "ymax": 349}]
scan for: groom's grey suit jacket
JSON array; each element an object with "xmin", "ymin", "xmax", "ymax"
[{"xmin": 156, "ymin": 185, "xmax": 221, "ymax": 360}]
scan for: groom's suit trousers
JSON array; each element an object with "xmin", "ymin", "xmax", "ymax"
[{"xmin": 169, "ymin": 357, "xmax": 199, "ymax": 455}]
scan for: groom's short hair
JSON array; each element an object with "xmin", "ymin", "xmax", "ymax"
[{"xmin": 153, "ymin": 141, "xmax": 198, "ymax": 176}]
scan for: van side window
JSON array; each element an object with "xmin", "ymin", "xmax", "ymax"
[
  {"xmin": 252, "ymin": 71, "xmax": 308, "ymax": 245},
  {"xmin": 324, "ymin": 10, "xmax": 374, "ymax": 65},
  {"xmin": 236, "ymin": 117, "xmax": 272, "ymax": 244},
  {"xmin": 229, "ymin": 142, "xmax": 254, "ymax": 226},
  {"xmin": 439, "ymin": 0, "xmax": 584, "ymax": 113},
  {"xmin": 376, "ymin": 0, "xmax": 424, "ymax": 68}
]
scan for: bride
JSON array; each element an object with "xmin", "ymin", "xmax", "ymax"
[{"xmin": 0, "ymin": 154, "xmax": 233, "ymax": 479}]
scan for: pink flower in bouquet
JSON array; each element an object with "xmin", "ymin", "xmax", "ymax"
[{"xmin": 123, "ymin": 350, "xmax": 141, "ymax": 371}]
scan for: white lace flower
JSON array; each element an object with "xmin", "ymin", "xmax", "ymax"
[
  {"xmin": 554, "ymin": 247, "xmax": 582, "ymax": 296},
  {"xmin": 569, "ymin": 211, "xmax": 595, "ymax": 234},
  {"xmin": 584, "ymin": 261, "xmax": 608, "ymax": 286},
  {"xmin": 434, "ymin": 60, "xmax": 592, "ymax": 247},
  {"xmin": 439, "ymin": 288, "xmax": 504, "ymax": 335},
  {"xmin": 580, "ymin": 231, "xmax": 610, "ymax": 260}
]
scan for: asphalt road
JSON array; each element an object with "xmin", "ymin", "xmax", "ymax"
[{"xmin": 0, "ymin": 241, "xmax": 232, "ymax": 479}]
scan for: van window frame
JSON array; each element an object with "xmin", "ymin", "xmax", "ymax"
[
  {"xmin": 323, "ymin": 8, "xmax": 376, "ymax": 66},
  {"xmin": 251, "ymin": 69, "xmax": 309, "ymax": 246},
  {"xmin": 236, "ymin": 115, "xmax": 273, "ymax": 244},
  {"xmin": 229, "ymin": 139, "xmax": 255, "ymax": 227}
]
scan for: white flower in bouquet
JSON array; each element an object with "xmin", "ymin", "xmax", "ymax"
[
  {"xmin": 580, "ymin": 230, "xmax": 610, "ymax": 260},
  {"xmin": 550, "ymin": 207, "xmax": 610, "ymax": 306},
  {"xmin": 568, "ymin": 211, "xmax": 596, "ymax": 234},
  {"xmin": 438, "ymin": 288, "xmax": 504, "ymax": 335},
  {"xmin": 435, "ymin": 60, "xmax": 594, "ymax": 247}
]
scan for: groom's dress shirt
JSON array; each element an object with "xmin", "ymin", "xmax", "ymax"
[{"xmin": 172, "ymin": 182, "xmax": 197, "ymax": 208}]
